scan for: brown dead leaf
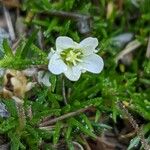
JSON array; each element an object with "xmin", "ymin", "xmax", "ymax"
[{"xmin": 0, "ymin": 0, "xmax": 20, "ymax": 8}]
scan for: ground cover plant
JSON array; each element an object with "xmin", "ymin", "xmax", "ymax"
[{"xmin": 0, "ymin": 0, "xmax": 150, "ymax": 149}]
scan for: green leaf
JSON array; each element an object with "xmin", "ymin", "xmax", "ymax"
[
  {"xmin": 3, "ymin": 100, "xmax": 18, "ymax": 117},
  {"xmin": 21, "ymin": 30, "xmax": 38, "ymax": 59},
  {"xmin": 127, "ymin": 137, "xmax": 140, "ymax": 150},
  {"xmin": 8, "ymin": 132, "xmax": 20, "ymax": 150},
  {"xmin": 80, "ymin": 114, "xmax": 94, "ymax": 132},
  {"xmin": 95, "ymin": 110, "xmax": 101, "ymax": 123},
  {"xmin": 48, "ymin": 93, "xmax": 63, "ymax": 102},
  {"xmin": 143, "ymin": 123, "xmax": 150, "ymax": 133},
  {"xmin": 0, "ymin": 117, "xmax": 16, "ymax": 133},
  {"xmin": 25, "ymin": 125, "xmax": 41, "ymax": 149},
  {"xmin": 73, "ymin": 97, "xmax": 102, "ymax": 110},
  {"xmin": 69, "ymin": 118, "xmax": 96, "ymax": 138},
  {"xmin": 3, "ymin": 39, "xmax": 14, "ymax": 57},
  {"xmin": 31, "ymin": 109, "xmax": 61, "ymax": 125},
  {"xmin": 50, "ymin": 74, "xmax": 57, "ymax": 92},
  {"xmin": 112, "ymin": 99, "xmax": 119, "ymax": 123},
  {"xmin": 53, "ymin": 121, "xmax": 62, "ymax": 144},
  {"xmin": 67, "ymin": 140, "xmax": 74, "ymax": 150},
  {"xmin": 66, "ymin": 125, "xmax": 72, "ymax": 140},
  {"xmin": 63, "ymin": 21, "xmax": 71, "ymax": 35}
]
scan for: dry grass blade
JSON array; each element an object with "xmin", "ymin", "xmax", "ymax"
[
  {"xmin": 3, "ymin": 5, "xmax": 16, "ymax": 41},
  {"xmin": 146, "ymin": 36, "xmax": 150, "ymax": 58},
  {"xmin": 116, "ymin": 39, "xmax": 143, "ymax": 63}
]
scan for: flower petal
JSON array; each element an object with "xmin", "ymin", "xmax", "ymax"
[
  {"xmin": 82, "ymin": 54, "xmax": 104, "ymax": 73},
  {"xmin": 56, "ymin": 36, "xmax": 76, "ymax": 52},
  {"xmin": 64, "ymin": 66, "xmax": 82, "ymax": 81},
  {"xmin": 79, "ymin": 37, "xmax": 98, "ymax": 55},
  {"xmin": 48, "ymin": 53, "xmax": 67, "ymax": 75}
]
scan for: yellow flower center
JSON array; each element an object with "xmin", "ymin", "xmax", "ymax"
[{"xmin": 60, "ymin": 48, "xmax": 83, "ymax": 66}]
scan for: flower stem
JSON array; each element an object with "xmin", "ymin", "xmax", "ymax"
[{"xmin": 62, "ymin": 76, "xmax": 68, "ymax": 105}]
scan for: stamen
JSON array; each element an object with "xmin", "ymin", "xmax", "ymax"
[{"xmin": 60, "ymin": 48, "xmax": 83, "ymax": 66}]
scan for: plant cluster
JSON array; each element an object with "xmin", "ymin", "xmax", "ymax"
[{"xmin": 0, "ymin": 0, "xmax": 150, "ymax": 150}]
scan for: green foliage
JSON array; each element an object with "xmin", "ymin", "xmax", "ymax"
[
  {"xmin": 69, "ymin": 118, "xmax": 96, "ymax": 138},
  {"xmin": 1, "ymin": 0, "xmax": 150, "ymax": 149},
  {"xmin": 53, "ymin": 121, "xmax": 62, "ymax": 144},
  {"xmin": 0, "ymin": 32, "xmax": 47, "ymax": 70}
]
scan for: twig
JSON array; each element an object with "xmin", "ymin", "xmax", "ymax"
[
  {"xmin": 119, "ymin": 130, "xmax": 136, "ymax": 140},
  {"xmin": 37, "ymin": 29, "xmax": 44, "ymax": 49},
  {"xmin": 3, "ymin": 5, "xmax": 16, "ymax": 41},
  {"xmin": 37, "ymin": 10, "xmax": 91, "ymax": 34},
  {"xmin": 39, "ymin": 125, "xmax": 55, "ymax": 131},
  {"xmin": 39, "ymin": 107, "xmax": 91, "ymax": 127},
  {"xmin": 81, "ymin": 135, "xmax": 91, "ymax": 150},
  {"xmin": 118, "ymin": 102, "xmax": 150, "ymax": 150},
  {"xmin": 38, "ymin": 10, "xmax": 90, "ymax": 20},
  {"xmin": 72, "ymin": 141, "xmax": 84, "ymax": 150}
]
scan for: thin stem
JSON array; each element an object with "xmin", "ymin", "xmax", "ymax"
[
  {"xmin": 39, "ymin": 107, "xmax": 91, "ymax": 127},
  {"xmin": 37, "ymin": 10, "xmax": 90, "ymax": 21},
  {"xmin": 81, "ymin": 135, "xmax": 91, "ymax": 150},
  {"xmin": 62, "ymin": 76, "xmax": 67, "ymax": 105},
  {"xmin": 27, "ymin": 105, "xmax": 32, "ymax": 120}
]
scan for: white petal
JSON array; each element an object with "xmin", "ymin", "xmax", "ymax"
[
  {"xmin": 64, "ymin": 66, "xmax": 82, "ymax": 81},
  {"xmin": 79, "ymin": 37, "xmax": 98, "ymax": 55},
  {"xmin": 82, "ymin": 54, "xmax": 104, "ymax": 73},
  {"xmin": 37, "ymin": 71, "xmax": 51, "ymax": 87},
  {"xmin": 48, "ymin": 53, "xmax": 67, "ymax": 75},
  {"xmin": 56, "ymin": 36, "xmax": 76, "ymax": 52}
]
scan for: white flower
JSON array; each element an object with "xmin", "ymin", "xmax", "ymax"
[
  {"xmin": 48, "ymin": 36, "xmax": 104, "ymax": 81},
  {"xmin": 37, "ymin": 71, "xmax": 51, "ymax": 87}
]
